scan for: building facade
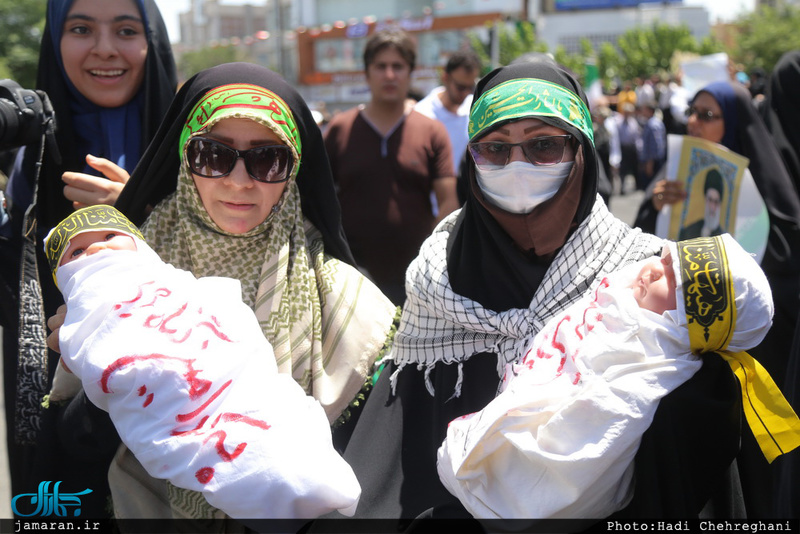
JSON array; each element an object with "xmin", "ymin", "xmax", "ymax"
[{"xmin": 174, "ymin": 0, "xmax": 714, "ymax": 108}]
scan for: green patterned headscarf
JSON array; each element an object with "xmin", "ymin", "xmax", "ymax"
[{"xmin": 469, "ymin": 78, "xmax": 594, "ymax": 145}]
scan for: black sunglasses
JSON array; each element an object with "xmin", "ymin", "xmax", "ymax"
[
  {"xmin": 185, "ymin": 137, "xmax": 294, "ymax": 183},
  {"xmin": 468, "ymin": 135, "xmax": 572, "ymax": 169},
  {"xmin": 685, "ymin": 106, "xmax": 722, "ymax": 123}
]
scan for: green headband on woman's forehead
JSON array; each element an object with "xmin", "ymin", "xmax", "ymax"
[
  {"xmin": 179, "ymin": 83, "xmax": 302, "ymax": 162},
  {"xmin": 469, "ymin": 78, "xmax": 593, "ymax": 144}
]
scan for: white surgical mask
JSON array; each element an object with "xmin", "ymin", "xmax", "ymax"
[{"xmin": 476, "ymin": 160, "xmax": 574, "ymax": 214}]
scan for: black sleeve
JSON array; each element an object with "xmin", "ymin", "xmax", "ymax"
[
  {"xmin": 613, "ymin": 356, "xmax": 743, "ymax": 518},
  {"xmin": 57, "ymin": 390, "xmax": 121, "ymax": 461},
  {"xmin": 632, "ymin": 168, "xmax": 665, "ymax": 233}
]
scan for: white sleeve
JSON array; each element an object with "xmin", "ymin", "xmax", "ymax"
[
  {"xmin": 606, "ymin": 117, "xmax": 622, "ymax": 168},
  {"xmin": 60, "ymin": 259, "xmax": 360, "ymax": 519}
]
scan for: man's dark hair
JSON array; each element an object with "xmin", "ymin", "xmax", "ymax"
[
  {"xmin": 704, "ymin": 169, "xmax": 724, "ymax": 200},
  {"xmin": 363, "ymin": 29, "xmax": 416, "ymax": 72},
  {"xmin": 445, "ymin": 50, "xmax": 481, "ymax": 74}
]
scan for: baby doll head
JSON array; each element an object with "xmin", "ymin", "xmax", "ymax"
[
  {"xmin": 629, "ymin": 251, "xmax": 678, "ymax": 315},
  {"xmin": 44, "ymin": 205, "xmax": 145, "ymax": 287},
  {"xmin": 665, "ymin": 233, "xmax": 773, "ymax": 354}
]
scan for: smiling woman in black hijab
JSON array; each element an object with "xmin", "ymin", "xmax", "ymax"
[
  {"xmin": 335, "ymin": 61, "xmax": 747, "ymax": 522},
  {"xmin": 1, "ymin": 0, "xmax": 177, "ymax": 519}
]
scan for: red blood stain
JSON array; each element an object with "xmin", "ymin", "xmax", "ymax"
[
  {"xmin": 171, "ymin": 415, "xmax": 211, "ymax": 437},
  {"xmin": 176, "ymin": 380, "xmax": 232, "ymax": 422},
  {"xmin": 203, "ymin": 430, "xmax": 247, "ymax": 462},
  {"xmin": 551, "ymin": 315, "xmax": 570, "ymax": 353},
  {"xmin": 196, "ymin": 466, "xmax": 214, "ymax": 484},
  {"xmin": 198, "ymin": 317, "xmax": 232, "ymax": 342},
  {"xmin": 216, "ymin": 412, "xmax": 271, "ymax": 431}
]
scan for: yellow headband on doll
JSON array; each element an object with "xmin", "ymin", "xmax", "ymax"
[
  {"xmin": 44, "ymin": 205, "xmax": 144, "ymax": 286},
  {"xmin": 677, "ymin": 236, "xmax": 800, "ymax": 462}
]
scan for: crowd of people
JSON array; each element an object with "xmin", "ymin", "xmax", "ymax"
[{"xmin": 0, "ymin": 0, "xmax": 799, "ymax": 529}]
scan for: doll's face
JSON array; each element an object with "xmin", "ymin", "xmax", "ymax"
[
  {"xmin": 629, "ymin": 253, "xmax": 677, "ymax": 315},
  {"xmin": 60, "ymin": 0, "xmax": 148, "ymax": 108},
  {"xmin": 60, "ymin": 230, "xmax": 137, "ymax": 267}
]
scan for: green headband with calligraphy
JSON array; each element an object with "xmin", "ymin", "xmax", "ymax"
[
  {"xmin": 179, "ymin": 83, "xmax": 302, "ymax": 177},
  {"xmin": 469, "ymin": 78, "xmax": 594, "ymax": 144},
  {"xmin": 44, "ymin": 205, "xmax": 144, "ymax": 283}
]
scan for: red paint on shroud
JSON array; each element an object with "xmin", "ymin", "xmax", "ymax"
[{"xmin": 196, "ymin": 466, "xmax": 214, "ymax": 484}]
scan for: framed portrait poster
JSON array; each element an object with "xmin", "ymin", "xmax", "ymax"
[{"xmin": 655, "ymin": 135, "xmax": 769, "ymax": 263}]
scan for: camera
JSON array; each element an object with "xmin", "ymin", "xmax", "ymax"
[{"xmin": 0, "ymin": 79, "xmax": 56, "ymax": 151}]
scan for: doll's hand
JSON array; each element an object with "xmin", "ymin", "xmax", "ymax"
[
  {"xmin": 62, "ymin": 154, "xmax": 130, "ymax": 209},
  {"xmin": 652, "ymin": 179, "xmax": 686, "ymax": 211},
  {"xmin": 46, "ymin": 304, "xmax": 67, "ymax": 354}
]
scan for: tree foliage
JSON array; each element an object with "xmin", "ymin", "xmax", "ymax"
[
  {"xmin": 613, "ymin": 23, "xmax": 701, "ymax": 81},
  {"xmin": 0, "ymin": 0, "xmax": 46, "ymax": 88},
  {"xmin": 470, "ymin": 20, "xmax": 727, "ymax": 89},
  {"xmin": 177, "ymin": 45, "xmax": 250, "ymax": 81},
  {"xmin": 469, "ymin": 20, "xmax": 547, "ymax": 71},
  {"xmin": 732, "ymin": 6, "xmax": 800, "ymax": 72}
]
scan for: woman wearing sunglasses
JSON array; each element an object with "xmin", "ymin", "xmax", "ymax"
[
  {"xmin": 334, "ymin": 61, "xmax": 747, "ymax": 520},
  {"xmin": 87, "ymin": 62, "xmax": 398, "ymax": 523},
  {"xmin": 634, "ymin": 79, "xmax": 800, "ymax": 518}
]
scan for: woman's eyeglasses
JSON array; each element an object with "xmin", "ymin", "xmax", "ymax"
[
  {"xmin": 468, "ymin": 135, "xmax": 572, "ymax": 169},
  {"xmin": 185, "ymin": 137, "xmax": 294, "ymax": 183},
  {"xmin": 685, "ymin": 106, "xmax": 722, "ymax": 123}
]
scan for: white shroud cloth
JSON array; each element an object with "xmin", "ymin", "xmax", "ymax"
[
  {"xmin": 437, "ymin": 259, "xmax": 702, "ymax": 519},
  {"xmin": 56, "ymin": 244, "xmax": 361, "ymax": 519}
]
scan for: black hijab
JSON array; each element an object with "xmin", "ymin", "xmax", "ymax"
[
  {"xmin": 116, "ymin": 62, "xmax": 355, "ymax": 266},
  {"xmin": 447, "ymin": 62, "xmax": 599, "ymax": 312},
  {"xmin": 761, "ymin": 50, "xmax": 800, "ymax": 196},
  {"xmin": 33, "ymin": 0, "xmax": 177, "ymax": 231}
]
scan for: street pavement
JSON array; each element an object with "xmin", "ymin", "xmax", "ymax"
[{"xmin": 0, "ymin": 188, "xmax": 646, "ymax": 519}]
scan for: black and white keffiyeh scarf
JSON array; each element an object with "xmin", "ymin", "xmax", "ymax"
[{"xmin": 389, "ymin": 196, "xmax": 664, "ymax": 398}]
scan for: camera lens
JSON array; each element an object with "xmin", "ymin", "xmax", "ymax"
[{"xmin": 0, "ymin": 97, "xmax": 21, "ymax": 147}]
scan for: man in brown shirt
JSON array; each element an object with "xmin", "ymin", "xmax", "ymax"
[{"xmin": 324, "ymin": 29, "xmax": 458, "ymax": 305}]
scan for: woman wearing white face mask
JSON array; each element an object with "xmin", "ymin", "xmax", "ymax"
[
  {"xmin": 336, "ymin": 61, "xmax": 749, "ymax": 520},
  {"xmin": 471, "ymin": 121, "xmax": 575, "ymax": 215}
]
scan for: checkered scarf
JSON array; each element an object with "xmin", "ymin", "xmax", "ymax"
[{"xmin": 389, "ymin": 196, "xmax": 664, "ymax": 398}]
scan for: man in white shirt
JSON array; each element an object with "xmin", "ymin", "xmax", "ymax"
[{"xmin": 415, "ymin": 51, "xmax": 481, "ymax": 205}]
